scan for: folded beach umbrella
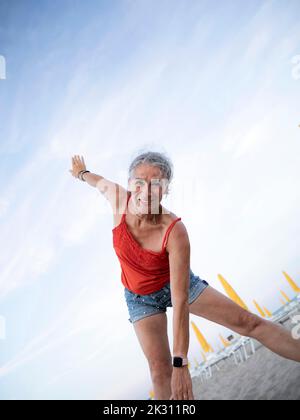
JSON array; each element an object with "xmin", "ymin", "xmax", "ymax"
[
  {"xmin": 218, "ymin": 274, "xmax": 249, "ymax": 311},
  {"xmin": 253, "ymin": 300, "xmax": 266, "ymax": 318},
  {"xmin": 283, "ymin": 271, "xmax": 300, "ymax": 294},
  {"xmin": 279, "ymin": 298, "xmax": 286, "ymax": 306},
  {"xmin": 191, "ymin": 320, "xmax": 214, "ymax": 353},
  {"xmin": 219, "ymin": 334, "xmax": 230, "ymax": 348},
  {"xmin": 280, "ymin": 290, "xmax": 291, "ymax": 303},
  {"xmin": 263, "ymin": 306, "xmax": 272, "ymax": 318}
]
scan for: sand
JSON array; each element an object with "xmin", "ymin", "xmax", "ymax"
[{"xmin": 192, "ymin": 315, "xmax": 300, "ymax": 400}]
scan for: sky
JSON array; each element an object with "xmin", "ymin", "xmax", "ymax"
[{"xmin": 0, "ymin": 0, "xmax": 300, "ymax": 400}]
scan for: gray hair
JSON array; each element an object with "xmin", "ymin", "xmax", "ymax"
[{"xmin": 128, "ymin": 151, "xmax": 173, "ymax": 195}]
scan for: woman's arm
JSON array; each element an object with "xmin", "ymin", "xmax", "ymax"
[
  {"xmin": 167, "ymin": 222, "xmax": 194, "ymax": 400},
  {"xmin": 69, "ymin": 155, "xmax": 128, "ymax": 214},
  {"xmin": 167, "ymin": 222, "xmax": 191, "ymax": 358}
]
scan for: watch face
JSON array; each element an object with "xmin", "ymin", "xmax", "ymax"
[{"xmin": 173, "ymin": 357, "xmax": 183, "ymax": 367}]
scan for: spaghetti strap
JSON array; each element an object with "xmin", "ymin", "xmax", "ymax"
[{"xmin": 161, "ymin": 217, "xmax": 182, "ymax": 251}]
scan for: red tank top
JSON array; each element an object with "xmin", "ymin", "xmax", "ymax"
[{"xmin": 112, "ymin": 192, "xmax": 182, "ymax": 294}]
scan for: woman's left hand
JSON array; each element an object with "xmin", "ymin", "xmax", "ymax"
[{"xmin": 169, "ymin": 366, "xmax": 195, "ymax": 400}]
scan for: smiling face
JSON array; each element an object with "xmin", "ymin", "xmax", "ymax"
[{"xmin": 128, "ymin": 164, "xmax": 169, "ymax": 213}]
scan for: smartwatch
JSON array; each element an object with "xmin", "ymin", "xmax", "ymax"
[{"xmin": 172, "ymin": 356, "xmax": 189, "ymax": 368}]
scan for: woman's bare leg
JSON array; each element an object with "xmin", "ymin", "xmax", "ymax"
[
  {"xmin": 189, "ymin": 286, "xmax": 300, "ymax": 362},
  {"xmin": 132, "ymin": 312, "xmax": 173, "ymax": 400}
]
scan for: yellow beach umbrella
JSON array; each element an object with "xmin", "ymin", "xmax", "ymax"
[
  {"xmin": 263, "ymin": 306, "xmax": 273, "ymax": 317},
  {"xmin": 219, "ymin": 334, "xmax": 230, "ymax": 348},
  {"xmin": 280, "ymin": 290, "xmax": 291, "ymax": 303},
  {"xmin": 191, "ymin": 320, "xmax": 214, "ymax": 353},
  {"xmin": 283, "ymin": 271, "xmax": 300, "ymax": 294},
  {"xmin": 280, "ymin": 298, "xmax": 286, "ymax": 306},
  {"xmin": 218, "ymin": 274, "xmax": 249, "ymax": 311},
  {"xmin": 253, "ymin": 300, "xmax": 266, "ymax": 318},
  {"xmin": 193, "ymin": 357, "xmax": 200, "ymax": 368},
  {"xmin": 200, "ymin": 351, "xmax": 207, "ymax": 362}
]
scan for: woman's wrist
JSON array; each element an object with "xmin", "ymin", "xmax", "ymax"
[
  {"xmin": 78, "ymin": 171, "xmax": 104, "ymax": 188},
  {"xmin": 78, "ymin": 170, "xmax": 90, "ymax": 181}
]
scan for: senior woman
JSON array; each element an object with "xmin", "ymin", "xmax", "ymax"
[{"xmin": 69, "ymin": 151, "xmax": 300, "ymax": 400}]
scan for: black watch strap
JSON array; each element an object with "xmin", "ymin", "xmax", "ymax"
[{"xmin": 172, "ymin": 356, "xmax": 188, "ymax": 367}]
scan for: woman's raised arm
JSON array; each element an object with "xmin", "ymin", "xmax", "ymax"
[{"xmin": 69, "ymin": 155, "xmax": 128, "ymax": 215}]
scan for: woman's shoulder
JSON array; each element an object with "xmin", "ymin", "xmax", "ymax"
[
  {"xmin": 161, "ymin": 209, "xmax": 187, "ymax": 252},
  {"xmin": 161, "ymin": 207, "xmax": 182, "ymax": 227}
]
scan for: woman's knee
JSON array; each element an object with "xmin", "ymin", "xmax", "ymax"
[
  {"xmin": 149, "ymin": 358, "xmax": 173, "ymax": 382},
  {"xmin": 237, "ymin": 311, "xmax": 264, "ymax": 337}
]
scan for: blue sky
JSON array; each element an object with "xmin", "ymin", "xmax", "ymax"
[{"xmin": 0, "ymin": 0, "xmax": 300, "ymax": 399}]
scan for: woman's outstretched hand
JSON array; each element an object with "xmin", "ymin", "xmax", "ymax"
[{"xmin": 69, "ymin": 155, "xmax": 86, "ymax": 179}]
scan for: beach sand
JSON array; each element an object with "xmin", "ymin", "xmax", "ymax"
[{"xmin": 192, "ymin": 316, "xmax": 300, "ymax": 400}]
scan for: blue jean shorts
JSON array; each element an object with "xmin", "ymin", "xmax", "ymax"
[{"xmin": 124, "ymin": 269, "xmax": 209, "ymax": 324}]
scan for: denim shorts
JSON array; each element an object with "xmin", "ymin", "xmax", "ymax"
[{"xmin": 124, "ymin": 269, "xmax": 209, "ymax": 324}]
